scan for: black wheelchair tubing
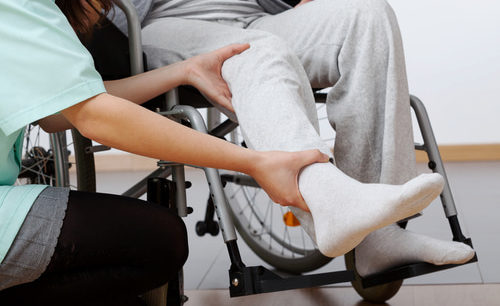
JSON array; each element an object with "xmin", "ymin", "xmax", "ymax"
[{"xmin": 71, "ymin": 129, "xmax": 97, "ymax": 193}]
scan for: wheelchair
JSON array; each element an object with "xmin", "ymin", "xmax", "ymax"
[{"xmin": 19, "ymin": 0, "xmax": 477, "ymax": 304}]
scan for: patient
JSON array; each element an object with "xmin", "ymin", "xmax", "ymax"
[{"xmin": 110, "ymin": 0, "xmax": 475, "ymax": 275}]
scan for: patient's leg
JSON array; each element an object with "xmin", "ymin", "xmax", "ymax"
[
  {"xmin": 218, "ymin": 31, "xmax": 445, "ymax": 257},
  {"xmin": 354, "ymin": 224, "xmax": 475, "ymax": 276},
  {"xmin": 248, "ymin": 0, "xmax": 474, "ymax": 267},
  {"xmin": 142, "ymin": 17, "xmax": 444, "ymax": 257}
]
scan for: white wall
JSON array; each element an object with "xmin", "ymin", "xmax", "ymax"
[
  {"xmin": 81, "ymin": 0, "xmax": 500, "ymax": 154},
  {"xmin": 388, "ymin": 0, "xmax": 500, "ymax": 144}
]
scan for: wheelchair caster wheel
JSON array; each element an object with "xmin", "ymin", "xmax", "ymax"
[
  {"xmin": 196, "ymin": 221, "xmax": 207, "ymax": 236},
  {"xmin": 207, "ymin": 222, "xmax": 219, "ymax": 236},
  {"xmin": 345, "ymin": 250, "xmax": 403, "ymax": 303},
  {"xmin": 195, "ymin": 221, "xmax": 220, "ymax": 237},
  {"xmin": 181, "ymin": 294, "xmax": 189, "ymax": 304}
]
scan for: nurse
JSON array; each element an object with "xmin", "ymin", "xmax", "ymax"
[
  {"xmin": 0, "ymin": 0, "xmax": 328, "ymax": 305},
  {"xmin": 0, "ymin": 0, "xmax": 470, "ymax": 305}
]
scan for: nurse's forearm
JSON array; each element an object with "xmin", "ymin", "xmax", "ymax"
[
  {"xmin": 61, "ymin": 93, "xmax": 259, "ymax": 174},
  {"xmin": 104, "ymin": 61, "xmax": 187, "ymax": 104}
]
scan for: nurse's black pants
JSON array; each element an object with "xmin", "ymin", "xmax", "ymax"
[{"xmin": 0, "ymin": 191, "xmax": 189, "ymax": 306}]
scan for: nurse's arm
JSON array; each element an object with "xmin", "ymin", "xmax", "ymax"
[
  {"xmin": 61, "ymin": 92, "xmax": 328, "ymax": 210},
  {"xmin": 38, "ymin": 62, "xmax": 187, "ymax": 133},
  {"xmin": 38, "ymin": 43, "xmax": 249, "ymax": 133}
]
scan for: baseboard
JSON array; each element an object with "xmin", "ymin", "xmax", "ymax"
[
  {"xmin": 69, "ymin": 144, "xmax": 500, "ymax": 172},
  {"xmin": 69, "ymin": 154, "xmax": 158, "ymax": 172},
  {"xmin": 415, "ymin": 144, "xmax": 500, "ymax": 163}
]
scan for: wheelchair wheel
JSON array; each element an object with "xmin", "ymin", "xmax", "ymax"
[
  {"xmin": 17, "ymin": 124, "xmax": 95, "ymax": 192},
  {"xmin": 344, "ymin": 249, "xmax": 403, "ymax": 303}
]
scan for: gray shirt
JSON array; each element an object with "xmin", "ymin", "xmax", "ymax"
[
  {"xmin": 147, "ymin": 0, "xmax": 268, "ymax": 23},
  {"xmin": 110, "ymin": 0, "xmax": 292, "ymax": 34}
]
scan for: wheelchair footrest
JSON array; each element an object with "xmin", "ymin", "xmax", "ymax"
[
  {"xmin": 361, "ymin": 238, "xmax": 478, "ymax": 288},
  {"xmin": 229, "ymin": 266, "xmax": 354, "ymax": 297}
]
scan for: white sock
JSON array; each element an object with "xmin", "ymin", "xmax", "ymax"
[
  {"xmin": 296, "ymin": 163, "xmax": 445, "ymax": 258},
  {"xmin": 355, "ymin": 224, "xmax": 475, "ymax": 276}
]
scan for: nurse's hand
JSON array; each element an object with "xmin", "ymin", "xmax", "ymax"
[
  {"xmin": 251, "ymin": 149, "xmax": 330, "ymax": 212},
  {"xmin": 184, "ymin": 43, "xmax": 250, "ymax": 112}
]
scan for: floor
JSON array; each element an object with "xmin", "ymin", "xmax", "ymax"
[
  {"xmin": 91, "ymin": 161, "xmax": 500, "ymax": 304},
  {"xmin": 184, "ymin": 284, "xmax": 500, "ymax": 306}
]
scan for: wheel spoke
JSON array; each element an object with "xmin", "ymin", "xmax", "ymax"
[
  {"xmin": 259, "ymin": 198, "xmax": 272, "ymax": 236},
  {"xmin": 269, "ymin": 199, "xmax": 273, "ymax": 250},
  {"xmin": 20, "ymin": 165, "xmax": 54, "ymax": 181},
  {"xmin": 300, "ymin": 222, "xmax": 306, "ymax": 251}
]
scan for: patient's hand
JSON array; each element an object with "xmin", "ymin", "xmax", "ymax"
[
  {"xmin": 251, "ymin": 149, "xmax": 329, "ymax": 212},
  {"xmin": 185, "ymin": 44, "xmax": 250, "ymax": 112}
]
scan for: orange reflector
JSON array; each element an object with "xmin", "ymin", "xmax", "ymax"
[{"xmin": 283, "ymin": 211, "xmax": 301, "ymax": 227}]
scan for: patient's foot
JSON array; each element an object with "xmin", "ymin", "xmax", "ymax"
[
  {"xmin": 297, "ymin": 163, "xmax": 445, "ymax": 258},
  {"xmin": 355, "ymin": 224, "xmax": 475, "ymax": 277}
]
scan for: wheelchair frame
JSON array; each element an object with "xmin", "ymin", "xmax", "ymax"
[{"xmin": 103, "ymin": 0, "xmax": 479, "ymax": 304}]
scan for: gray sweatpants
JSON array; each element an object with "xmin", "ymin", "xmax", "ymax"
[
  {"xmin": 141, "ymin": 0, "xmax": 418, "ymax": 234},
  {"xmin": 142, "ymin": 0, "xmax": 417, "ymax": 184}
]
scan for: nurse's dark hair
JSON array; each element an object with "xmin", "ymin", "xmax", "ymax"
[{"xmin": 55, "ymin": 0, "xmax": 115, "ymax": 36}]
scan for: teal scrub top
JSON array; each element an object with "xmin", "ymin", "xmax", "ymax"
[{"xmin": 0, "ymin": 0, "xmax": 106, "ymax": 264}]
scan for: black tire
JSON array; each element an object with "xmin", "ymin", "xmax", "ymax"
[{"xmin": 344, "ymin": 250, "xmax": 403, "ymax": 303}]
